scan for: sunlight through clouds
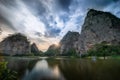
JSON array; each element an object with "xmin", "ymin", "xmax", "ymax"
[{"xmin": 0, "ymin": 0, "xmax": 120, "ymax": 51}]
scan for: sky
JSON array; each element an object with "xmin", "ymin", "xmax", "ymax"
[{"xmin": 0, "ymin": 0, "xmax": 120, "ymax": 51}]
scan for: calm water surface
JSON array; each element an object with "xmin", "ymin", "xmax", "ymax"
[{"xmin": 3, "ymin": 57, "xmax": 120, "ymax": 80}]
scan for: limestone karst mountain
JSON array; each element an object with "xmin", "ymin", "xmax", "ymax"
[
  {"xmin": 45, "ymin": 31, "xmax": 80, "ymax": 56},
  {"xmin": 1, "ymin": 9, "xmax": 120, "ymax": 56},
  {"xmin": 0, "ymin": 33, "xmax": 41, "ymax": 56},
  {"xmin": 47, "ymin": 9, "xmax": 120, "ymax": 55},
  {"xmin": 78, "ymin": 9, "xmax": 120, "ymax": 54},
  {"xmin": 31, "ymin": 43, "xmax": 43, "ymax": 55},
  {"xmin": 45, "ymin": 44, "xmax": 60, "ymax": 56},
  {"xmin": 0, "ymin": 33, "xmax": 31, "ymax": 56},
  {"xmin": 59, "ymin": 31, "xmax": 80, "ymax": 55}
]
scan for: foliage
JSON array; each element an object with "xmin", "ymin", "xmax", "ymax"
[
  {"xmin": 61, "ymin": 48, "xmax": 78, "ymax": 57},
  {"xmin": 87, "ymin": 43, "xmax": 120, "ymax": 57},
  {"xmin": 2, "ymin": 33, "xmax": 28, "ymax": 43},
  {"xmin": 14, "ymin": 53, "xmax": 34, "ymax": 56},
  {"xmin": 10, "ymin": 33, "xmax": 27, "ymax": 41},
  {"xmin": 66, "ymin": 49, "xmax": 77, "ymax": 56},
  {"xmin": 44, "ymin": 48, "xmax": 78, "ymax": 57},
  {"xmin": 44, "ymin": 49, "xmax": 59, "ymax": 56},
  {"xmin": 33, "ymin": 51, "xmax": 43, "ymax": 56},
  {"xmin": 0, "ymin": 62, "xmax": 17, "ymax": 80}
]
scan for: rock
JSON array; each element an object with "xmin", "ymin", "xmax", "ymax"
[
  {"xmin": 31, "ymin": 43, "xmax": 42, "ymax": 55},
  {"xmin": 0, "ymin": 33, "xmax": 31, "ymax": 56},
  {"xmin": 57, "ymin": 9, "xmax": 120, "ymax": 55},
  {"xmin": 59, "ymin": 31, "xmax": 80, "ymax": 55},
  {"xmin": 45, "ymin": 44, "xmax": 60, "ymax": 56},
  {"xmin": 78, "ymin": 9, "xmax": 120, "ymax": 54},
  {"xmin": 48, "ymin": 44, "xmax": 59, "ymax": 50}
]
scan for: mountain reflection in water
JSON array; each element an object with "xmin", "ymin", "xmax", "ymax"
[
  {"xmin": 4, "ymin": 57, "xmax": 120, "ymax": 80},
  {"xmin": 23, "ymin": 59, "xmax": 65, "ymax": 80}
]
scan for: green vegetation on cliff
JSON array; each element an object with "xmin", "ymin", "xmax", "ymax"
[{"xmin": 87, "ymin": 43, "xmax": 120, "ymax": 57}]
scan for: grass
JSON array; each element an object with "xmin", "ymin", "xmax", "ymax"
[
  {"xmin": 1, "ymin": 55, "xmax": 120, "ymax": 60},
  {"xmin": 110, "ymin": 55, "xmax": 120, "ymax": 59},
  {"xmin": 86, "ymin": 55, "xmax": 120, "ymax": 59}
]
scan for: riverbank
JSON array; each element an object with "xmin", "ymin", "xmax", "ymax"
[{"xmin": 1, "ymin": 55, "xmax": 120, "ymax": 60}]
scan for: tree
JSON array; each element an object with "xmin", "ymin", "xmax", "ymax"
[
  {"xmin": 87, "ymin": 43, "xmax": 120, "ymax": 57},
  {"xmin": 0, "ymin": 62, "xmax": 17, "ymax": 80},
  {"xmin": 67, "ymin": 48, "xmax": 77, "ymax": 56},
  {"xmin": 61, "ymin": 48, "xmax": 77, "ymax": 56}
]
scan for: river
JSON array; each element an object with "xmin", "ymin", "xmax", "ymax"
[{"xmin": 3, "ymin": 57, "xmax": 120, "ymax": 80}]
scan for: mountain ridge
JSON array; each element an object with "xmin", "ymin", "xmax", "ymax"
[{"xmin": 46, "ymin": 9, "xmax": 120, "ymax": 56}]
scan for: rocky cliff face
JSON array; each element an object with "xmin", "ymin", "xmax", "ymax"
[
  {"xmin": 78, "ymin": 9, "xmax": 120, "ymax": 53},
  {"xmin": 0, "ymin": 33, "xmax": 31, "ymax": 56},
  {"xmin": 47, "ymin": 44, "xmax": 59, "ymax": 51},
  {"xmin": 59, "ymin": 31, "xmax": 80, "ymax": 54},
  {"xmin": 31, "ymin": 43, "xmax": 42, "ymax": 55},
  {"xmin": 58, "ymin": 9, "xmax": 120, "ymax": 55},
  {"xmin": 45, "ymin": 31, "xmax": 80, "ymax": 56},
  {"xmin": 45, "ymin": 44, "xmax": 60, "ymax": 56}
]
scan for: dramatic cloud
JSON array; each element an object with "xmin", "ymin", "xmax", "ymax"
[
  {"xmin": 0, "ymin": 0, "xmax": 120, "ymax": 51},
  {"xmin": 58, "ymin": 0, "xmax": 72, "ymax": 11},
  {"xmin": 104, "ymin": 0, "xmax": 120, "ymax": 17}
]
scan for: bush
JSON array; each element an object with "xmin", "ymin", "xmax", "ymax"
[
  {"xmin": 60, "ymin": 49, "xmax": 78, "ymax": 57},
  {"xmin": 87, "ymin": 43, "xmax": 120, "ymax": 57},
  {"xmin": 14, "ymin": 53, "xmax": 34, "ymax": 56},
  {"xmin": 0, "ymin": 62, "xmax": 17, "ymax": 80},
  {"xmin": 44, "ymin": 49, "xmax": 60, "ymax": 56}
]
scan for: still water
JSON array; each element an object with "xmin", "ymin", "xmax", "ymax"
[{"xmin": 4, "ymin": 57, "xmax": 120, "ymax": 80}]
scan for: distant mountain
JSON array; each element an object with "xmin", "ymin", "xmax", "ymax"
[
  {"xmin": 0, "ymin": 33, "xmax": 31, "ymax": 56},
  {"xmin": 46, "ymin": 31, "xmax": 80, "ymax": 56},
  {"xmin": 31, "ymin": 43, "xmax": 43, "ymax": 55},
  {"xmin": 0, "ymin": 33, "xmax": 41, "ymax": 56},
  {"xmin": 45, "ymin": 44, "xmax": 60, "ymax": 56}
]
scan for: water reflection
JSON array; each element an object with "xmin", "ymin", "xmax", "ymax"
[
  {"xmin": 58, "ymin": 59, "xmax": 120, "ymax": 80},
  {"xmin": 23, "ymin": 59, "xmax": 65, "ymax": 80},
  {"xmin": 3, "ymin": 57, "xmax": 120, "ymax": 80}
]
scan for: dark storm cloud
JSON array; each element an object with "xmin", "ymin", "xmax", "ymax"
[
  {"xmin": 58, "ymin": 0, "xmax": 72, "ymax": 11},
  {"xmin": 0, "ymin": 0, "xmax": 17, "ymax": 7},
  {"xmin": 116, "ymin": 11, "xmax": 120, "ymax": 15},
  {"xmin": 0, "ymin": 0, "xmax": 19, "ymax": 31},
  {"xmin": 70, "ymin": 0, "xmax": 118, "ymax": 12},
  {"xmin": 0, "ymin": 0, "xmax": 120, "ymax": 50},
  {"xmin": 0, "ymin": 15, "xmax": 16, "ymax": 31},
  {"xmin": 113, "ymin": 0, "xmax": 120, "ymax": 2},
  {"xmin": 22, "ymin": 0, "xmax": 47, "ymax": 16},
  {"xmin": 45, "ymin": 27, "xmax": 61, "ymax": 38},
  {"xmin": 0, "ymin": 0, "xmax": 120, "ymax": 39},
  {"xmin": 104, "ymin": 0, "xmax": 120, "ymax": 18},
  {"xmin": 21, "ymin": 0, "xmax": 62, "ymax": 37}
]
